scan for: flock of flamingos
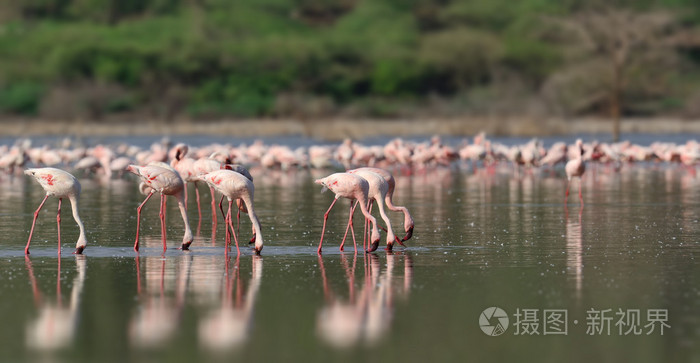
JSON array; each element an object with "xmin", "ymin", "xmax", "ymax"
[{"xmin": 5, "ymin": 132, "xmax": 700, "ymax": 256}]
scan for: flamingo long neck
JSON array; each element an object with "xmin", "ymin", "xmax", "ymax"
[
  {"xmin": 240, "ymin": 194, "xmax": 263, "ymax": 251},
  {"xmin": 175, "ymin": 192, "xmax": 193, "ymax": 244},
  {"xmin": 69, "ymin": 195, "xmax": 87, "ymax": 249},
  {"xmin": 374, "ymin": 198, "xmax": 396, "ymax": 242},
  {"xmin": 384, "ymin": 195, "xmax": 414, "ymax": 231}
]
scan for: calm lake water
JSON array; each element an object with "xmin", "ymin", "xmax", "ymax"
[{"xmin": 0, "ymin": 158, "xmax": 698, "ymax": 362}]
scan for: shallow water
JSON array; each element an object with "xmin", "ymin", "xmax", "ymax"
[{"xmin": 0, "ymin": 162, "xmax": 698, "ymax": 363}]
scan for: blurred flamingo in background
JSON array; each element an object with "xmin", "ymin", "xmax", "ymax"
[{"xmin": 565, "ymin": 139, "xmax": 586, "ymax": 206}]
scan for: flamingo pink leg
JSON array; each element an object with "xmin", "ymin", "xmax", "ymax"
[
  {"xmin": 224, "ymin": 202, "xmax": 231, "ymax": 256},
  {"xmin": 219, "ymin": 195, "xmax": 232, "ymax": 243},
  {"xmin": 134, "ymin": 190, "xmax": 155, "ymax": 252},
  {"xmin": 209, "ymin": 186, "xmax": 218, "ymax": 226},
  {"xmin": 578, "ymin": 183, "xmax": 584, "ymax": 206},
  {"xmin": 362, "ymin": 201, "xmax": 374, "ymax": 251},
  {"xmin": 159, "ymin": 193, "xmax": 167, "ymax": 254},
  {"xmin": 57, "ymin": 198, "xmax": 62, "ymax": 256},
  {"xmin": 224, "ymin": 205, "xmax": 231, "ymax": 253},
  {"xmin": 340, "ymin": 201, "xmax": 358, "ymax": 252},
  {"xmin": 227, "ymin": 199, "xmax": 240, "ymax": 255},
  {"xmin": 219, "ymin": 195, "xmax": 226, "ymax": 221},
  {"xmin": 318, "ymin": 198, "xmax": 339, "ymax": 254},
  {"xmin": 184, "ymin": 184, "xmax": 189, "ymax": 206},
  {"xmin": 195, "ymin": 183, "xmax": 202, "ymax": 221},
  {"xmin": 25, "ymin": 194, "xmax": 49, "ymax": 255}
]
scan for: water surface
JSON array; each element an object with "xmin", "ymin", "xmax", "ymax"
[{"xmin": 0, "ymin": 162, "xmax": 697, "ymax": 362}]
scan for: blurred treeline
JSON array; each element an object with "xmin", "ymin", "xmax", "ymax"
[{"xmin": 1, "ymin": 0, "xmax": 699, "ymax": 121}]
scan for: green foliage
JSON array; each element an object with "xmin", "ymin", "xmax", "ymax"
[
  {"xmin": 0, "ymin": 0, "xmax": 697, "ymax": 119},
  {"xmin": 0, "ymin": 81, "xmax": 44, "ymax": 115}
]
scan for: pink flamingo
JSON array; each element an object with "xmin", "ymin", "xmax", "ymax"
[
  {"xmin": 127, "ymin": 164, "xmax": 193, "ymax": 253},
  {"xmin": 200, "ymin": 170, "xmax": 264, "ymax": 255},
  {"xmin": 193, "ymin": 153, "xmax": 225, "ymax": 225},
  {"xmin": 24, "ymin": 168, "xmax": 88, "ymax": 255},
  {"xmin": 565, "ymin": 139, "xmax": 586, "ymax": 205},
  {"xmin": 315, "ymin": 173, "xmax": 380, "ymax": 254},
  {"xmin": 348, "ymin": 167, "xmax": 414, "ymax": 242},
  {"xmin": 169, "ymin": 144, "xmax": 197, "ymax": 205},
  {"xmin": 218, "ymin": 164, "xmax": 256, "ymax": 244},
  {"xmin": 345, "ymin": 169, "xmax": 400, "ymax": 251}
]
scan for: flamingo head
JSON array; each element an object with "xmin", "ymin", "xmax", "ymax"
[
  {"xmin": 400, "ymin": 225, "xmax": 414, "ymax": 244},
  {"xmin": 314, "ymin": 178, "xmax": 329, "ymax": 193},
  {"xmin": 366, "ymin": 238, "xmax": 380, "ymax": 253}
]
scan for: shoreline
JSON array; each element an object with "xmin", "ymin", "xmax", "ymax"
[{"xmin": 2, "ymin": 117, "xmax": 700, "ymax": 141}]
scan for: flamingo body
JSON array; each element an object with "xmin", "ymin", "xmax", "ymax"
[
  {"xmin": 348, "ymin": 167, "xmax": 414, "ymax": 242},
  {"xmin": 24, "ymin": 168, "xmax": 87, "ymax": 255},
  {"xmin": 345, "ymin": 169, "xmax": 399, "ymax": 250},
  {"xmin": 200, "ymin": 170, "xmax": 263, "ymax": 254},
  {"xmin": 315, "ymin": 173, "xmax": 380, "ymax": 253},
  {"xmin": 127, "ymin": 164, "xmax": 193, "ymax": 252}
]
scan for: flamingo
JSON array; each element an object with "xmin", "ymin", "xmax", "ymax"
[
  {"xmin": 348, "ymin": 167, "xmax": 414, "ymax": 242},
  {"xmin": 127, "ymin": 164, "xmax": 193, "ymax": 253},
  {"xmin": 193, "ymin": 153, "xmax": 226, "ymax": 225},
  {"xmin": 199, "ymin": 169, "xmax": 264, "ymax": 255},
  {"xmin": 169, "ymin": 143, "xmax": 197, "ymax": 204},
  {"xmin": 315, "ymin": 173, "xmax": 380, "ymax": 254},
  {"xmin": 219, "ymin": 164, "xmax": 256, "ymax": 244},
  {"xmin": 345, "ymin": 169, "xmax": 401, "ymax": 251},
  {"xmin": 24, "ymin": 168, "xmax": 88, "ymax": 255},
  {"xmin": 565, "ymin": 139, "xmax": 586, "ymax": 205}
]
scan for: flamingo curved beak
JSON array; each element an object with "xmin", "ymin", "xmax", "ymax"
[
  {"xmin": 180, "ymin": 241, "xmax": 192, "ymax": 251},
  {"xmin": 401, "ymin": 225, "xmax": 414, "ymax": 243},
  {"xmin": 366, "ymin": 238, "xmax": 380, "ymax": 253},
  {"xmin": 73, "ymin": 246, "xmax": 85, "ymax": 255},
  {"xmin": 254, "ymin": 245, "xmax": 263, "ymax": 255}
]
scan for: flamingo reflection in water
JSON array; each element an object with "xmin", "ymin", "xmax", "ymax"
[
  {"xmin": 129, "ymin": 249, "xmax": 193, "ymax": 348},
  {"xmin": 25, "ymin": 255, "xmax": 87, "ymax": 350},
  {"xmin": 316, "ymin": 252, "xmax": 413, "ymax": 348},
  {"xmin": 565, "ymin": 205, "xmax": 584, "ymax": 302},
  {"xmin": 198, "ymin": 255, "xmax": 263, "ymax": 351}
]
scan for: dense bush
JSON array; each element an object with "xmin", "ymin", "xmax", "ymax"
[{"xmin": 0, "ymin": 0, "xmax": 698, "ymax": 119}]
